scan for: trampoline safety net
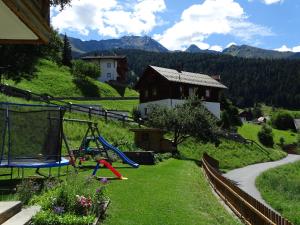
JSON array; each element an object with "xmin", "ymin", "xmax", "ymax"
[{"xmin": 0, "ymin": 103, "xmax": 65, "ymax": 165}]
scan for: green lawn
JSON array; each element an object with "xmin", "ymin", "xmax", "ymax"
[
  {"xmin": 4, "ymin": 59, "xmax": 138, "ymax": 98},
  {"xmin": 102, "ymin": 159, "xmax": 241, "ymax": 225},
  {"xmin": 0, "ymin": 159, "xmax": 241, "ymax": 225},
  {"xmin": 238, "ymin": 123, "xmax": 298, "ymax": 148},
  {"xmin": 256, "ymin": 161, "xmax": 300, "ymax": 225}
]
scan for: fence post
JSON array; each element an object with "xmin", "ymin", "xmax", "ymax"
[
  {"xmin": 68, "ymin": 102, "xmax": 72, "ymax": 112},
  {"xmin": 122, "ymin": 114, "xmax": 126, "ymax": 127},
  {"xmin": 89, "ymin": 107, "xmax": 92, "ymax": 119},
  {"xmin": 104, "ymin": 110, "xmax": 108, "ymax": 123}
]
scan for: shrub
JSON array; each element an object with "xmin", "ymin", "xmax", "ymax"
[
  {"xmin": 154, "ymin": 153, "xmax": 173, "ymax": 163},
  {"xmin": 32, "ymin": 211, "xmax": 95, "ymax": 225},
  {"xmin": 72, "ymin": 60, "xmax": 100, "ymax": 80},
  {"xmin": 31, "ymin": 174, "xmax": 108, "ymax": 225},
  {"xmin": 17, "ymin": 179, "xmax": 42, "ymax": 204},
  {"xmin": 271, "ymin": 111, "xmax": 294, "ymax": 130},
  {"xmin": 258, "ymin": 125, "xmax": 274, "ymax": 147}
]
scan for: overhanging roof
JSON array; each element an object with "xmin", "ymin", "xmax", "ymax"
[
  {"xmin": 150, "ymin": 66, "xmax": 227, "ymax": 89},
  {"xmin": 0, "ymin": 0, "xmax": 50, "ymax": 44}
]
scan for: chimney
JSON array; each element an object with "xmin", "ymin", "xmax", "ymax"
[
  {"xmin": 211, "ymin": 75, "xmax": 221, "ymax": 82},
  {"xmin": 175, "ymin": 62, "xmax": 183, "ymax": 73}
]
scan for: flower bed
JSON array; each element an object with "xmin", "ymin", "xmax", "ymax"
[{"xmin": 28, "ymin": 175, "xmax": 109, "ymax": 225}]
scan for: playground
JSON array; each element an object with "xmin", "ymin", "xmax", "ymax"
[{"xmin": 0, "ymin": 102, "xmax": 243, "ymax": 225}]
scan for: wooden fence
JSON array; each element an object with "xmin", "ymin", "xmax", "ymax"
[
  {"xmin": 202, "ymin": 153, "xmax": 293, "ymax": 225},
  {"xmin": 0, "ymin": 84, "xmax": 139, "ymax": 125}
]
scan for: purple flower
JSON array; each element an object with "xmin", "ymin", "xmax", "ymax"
[
  {"xmin": 100, "ymin": 178, "xmax": 108, "ymax": 184},
  {"xmin": 53, "ymin": 206, "xmax": 65, "ymax": 215}
]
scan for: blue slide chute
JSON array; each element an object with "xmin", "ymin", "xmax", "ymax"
[{"xmin": 98, "ymin": 135, "xmax": 139, "ymax": 168}]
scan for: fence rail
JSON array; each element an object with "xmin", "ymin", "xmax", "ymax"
[
  {"xmin": 0, "ymin": 84, "xmax": 139, "ymax": 125},
  {"xmin": 202, "ymin": 153, "xmax": 293, "ymax": 225}
]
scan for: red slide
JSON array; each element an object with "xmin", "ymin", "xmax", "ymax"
[{"xmin": 94, "ymin": 159, "xmax": 126, "ymax": 180}]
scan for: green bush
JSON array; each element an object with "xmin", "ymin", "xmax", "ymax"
[
  {"xmin": 258, "ymin": 125, "xmax": 274, "ymax": 147},
  {"xmin": 72, "ymin": 60, "xmax": 100, "ymax": 80},
  {"xmin": 32, "ymin": 211, "xmax": 95, "ymax": 225},
  {"xmin": 271, "ymin": 111, "xmax": 294, "ymax": 130},
  {"xmin": 31, "ymin": 174, "xmax": 108, "ymax": 225}
]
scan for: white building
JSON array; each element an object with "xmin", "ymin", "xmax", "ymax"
[
  {"xmin": 135, "ymin": 66, "xmax": 227, "ymax": 119},
  {"xmin": 81, "ymin": 56, "xmax": 127, "ymax": 83}
]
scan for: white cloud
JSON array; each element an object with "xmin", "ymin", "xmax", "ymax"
[
  {"xmin": 209, "ymin": 45, "xmax": 223, "ymax": 52},
  {"xmin": 154, "ymin": 0, "xmax": 273, "ymax": 50},
  {"xmin": 275, "ymin": 45, "xmax": 300, "ymax": 52},
  {"xmin": 51, "ymin": 0, "xmax": 166, "ymax": 37},
  {"xmin": 262, "ymin": 0, "xmax": 283, "ymax": 5}
]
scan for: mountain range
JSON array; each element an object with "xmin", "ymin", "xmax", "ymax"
[
  {"xmin": 67, "ymin": 35, "xmax": 300, "ymax": 60},
  {"xmin": 69, "ymin": 35, "xmax": 168, "ymax": 57}
]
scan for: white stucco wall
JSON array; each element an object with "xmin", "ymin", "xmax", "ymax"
[
  {"xmin": 139, "ymin": 99, "xmax": 221, "ymax": 119},
  {"xmin": 98, "ymin": 59, "xmax": 118, "ymax": 82}
]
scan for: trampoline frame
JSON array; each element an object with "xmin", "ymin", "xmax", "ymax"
[{"xmin": 0, "ymin": 102, "xmax": 75, "ymax": 178}]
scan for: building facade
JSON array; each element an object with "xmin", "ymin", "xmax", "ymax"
[
  {"xmin": 135, "ymin": 66, "xmax": 227, "ymax": 119},
  {"xmin": 81, "ymin": 56, "xmax": 128, "ymax": 83}
]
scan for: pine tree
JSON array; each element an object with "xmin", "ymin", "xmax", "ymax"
[{"xmin": 62, "ymin": 34, "xmax": 72, "ymax": 67}]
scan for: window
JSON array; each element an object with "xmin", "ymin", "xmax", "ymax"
[
  {"xmin": 144, "ymin": 108, "xmax": 148, "ymax": 115},
  {"xmin": 107, "ymin": 63, "xmax": 111, "ymax": 68},
  {"xmin": 152, "ymin": 87, "xmax": 157, "ymax": 96},
  {"xmin": 145, "ymin": 89, "xmax": 149, "ymax": 98},
  {"xmin": 205, "ymin": 89, "xmax": 210, "ymax": 98},
  {"xmin": 189, "ymin": 87, "xmax": 194, "ymax": 97},
  {"xmin": 107, "ymin": 73, "xmax": 111, "ymax": 78}
]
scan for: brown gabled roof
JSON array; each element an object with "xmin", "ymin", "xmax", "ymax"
[
  {"xmin": 81, "ymin": 55, "xmax": 126, "ymax": 60},
  {"xmin": 150, "ymin": 66, "xmax": 227, "ymax": 89}
]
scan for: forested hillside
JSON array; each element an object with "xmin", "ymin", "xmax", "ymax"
[{"xmin": 82, "ymin": 49, "xmax": 300, "ymax": 108}]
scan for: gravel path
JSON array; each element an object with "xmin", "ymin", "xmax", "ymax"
[{"xmin": 224, "ymin": 154, "xmax": 300, "ymax": 211}]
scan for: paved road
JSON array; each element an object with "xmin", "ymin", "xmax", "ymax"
[{"xmin": 225, "ymin": 154, "xmax": 300, "ymax": 211}]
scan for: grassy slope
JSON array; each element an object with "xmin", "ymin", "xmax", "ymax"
[
  {"xmin": 238, "ymin": 123, "xmax": 298, "ymax": 147},
  {"xmin": 179, "ymin": 138, "xmax": 285, "ymax": 171},
  {"xmin": 256, "ymin": 161, "xmax": 300, "ymax": 225},
  {"xmin": 4, "ymin": 59, "xmax": 138, "ymax": 98},
  {"xmin": 71, "ymin": 99, "xmax": 139, "ymax": 112},
  {"xmin": 261, "ymin": 104, "xmax": 300, "ymax": 118}
]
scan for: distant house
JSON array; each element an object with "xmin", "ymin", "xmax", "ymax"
[
  {"xmin": 294, "ymin": 119, "xmax": 300, "ymax": 131},
  {"xmin": 239, "ymin": 110, "xmax": 253, "ymax": 122},
  {"xmin": 81, "ymin": 55, "xmax": 128, "ymax": 83},
  {"xmin": 0, "ymin": 0, "xmax": 50, "ymax": 44},
  {"xmin": 135, "ymin": 66, "xmax": 227, "ymax": 119}
]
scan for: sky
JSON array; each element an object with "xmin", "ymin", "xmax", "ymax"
[{"xmin": 51, "ymin": 0, "xmax": 300, "ymax": 52}]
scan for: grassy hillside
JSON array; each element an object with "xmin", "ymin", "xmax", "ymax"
[
  {"xmin": 238, "ymin": 123, "xmax": 298, "ymax": 148},
  {"xmin": 4, "ymin": 59, "xmax": 138, "ymax": 98},
  {"xmin": 179, "ymin": 138, "xmax": 285, "ymax": 171},
  {"xmin": 256, "ymin": 161, "xmax": 300, "ymax": 225}
]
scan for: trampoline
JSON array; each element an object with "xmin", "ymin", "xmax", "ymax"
[{"xmin": 0, "ymin": 102, "xmax": 71, "ymax": 176}]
